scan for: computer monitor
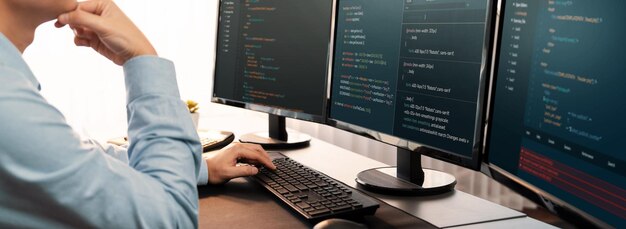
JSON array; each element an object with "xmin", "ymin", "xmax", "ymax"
[
  {"xmin": 328, "ymin": 0, "xmax": 495, "ymax": 195},
  {"xmin": 485, "ymin": 0, "xmax": 626, "ymax": 227},
  {"xmin": 212, "ymin": 0, "xmax": 334, "ymax": 149}
]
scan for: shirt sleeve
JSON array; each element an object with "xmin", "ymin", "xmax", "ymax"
[
  {"xmin": 86, "ymin": 139, "xmax": 130, "ymax": 164},
  {"xmin": 87, "ymin": 139, "xmax": 210, "ymax": 185},
  {"xmin": 0, "ymin": 56, "xmax": 201, "ymax": 228}
]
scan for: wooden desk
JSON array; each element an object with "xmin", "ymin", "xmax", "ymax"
[{"xmin": 198, "ymin": 178, "xmax": 437, "ymax": 228}]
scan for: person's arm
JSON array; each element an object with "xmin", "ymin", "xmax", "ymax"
[
  {"xmin": 88, "ymin": 139, "xmax": 211, "ymax": 185},
  {"xmin": 86, "ymin": 139, "xmax": 129, "ymax": 164},
  {"xmin": 0, "ymin": 58, "xmax": 201, "ymax": 228},
  {"xmin": 55, "ymin": 0, "xmax": 273, "ymax": 199}
]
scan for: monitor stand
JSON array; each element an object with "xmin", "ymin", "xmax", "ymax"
[
  {"xmin": 356, "ymin": 147, "xmax": 456, "ymax": 196},
  {"xmin": 239, "ymin": 114, "xmax": 311, "ymax": 150}
]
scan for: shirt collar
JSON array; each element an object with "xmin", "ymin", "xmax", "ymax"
[{"xmin": 0, "ymin": 32, "xmax": 41, "ymax": 91}]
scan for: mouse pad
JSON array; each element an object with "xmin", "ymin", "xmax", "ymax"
[{"xmin": 198, "ymin": 178, "xmax": 437, "ymax": 229}]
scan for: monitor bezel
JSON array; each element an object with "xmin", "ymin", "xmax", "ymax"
[
  {"xmin": 482, "ymin": 1, "xmax": 612, "ymax": 228},
  {"xmin": 326, "ymin": 0, "xmax": 498, "ymax": 171},
  {"xmin": 210, "ymin": 0, "xmax": 337, "ymax": 125}
]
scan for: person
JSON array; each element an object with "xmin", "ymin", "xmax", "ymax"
[{"xmin": 0, "ymin": 0, "xmax": 276, "ymax": 227}]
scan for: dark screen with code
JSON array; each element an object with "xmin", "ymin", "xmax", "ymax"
[
  {"xmin": 330, "ymin": 0, "xmax": 491, "ymax": 158},
  {"xmin": 214, "ymin": 0, "xmax": 332, "ymax": 117},
  {"xmin": 488, "ymin": 0, "xmax": 626, "ymax": 226}
]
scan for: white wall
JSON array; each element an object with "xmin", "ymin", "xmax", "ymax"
[{"xmin": 23, "ymin": 0, "xmax": 220, "ymax": 141}]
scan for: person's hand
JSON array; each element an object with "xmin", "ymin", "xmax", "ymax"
[
  {"xmin": 203, "ymin": 143, "xmax": 276, "ymax": 185},
  {"xmin": 54, "ymin": 0, "xmax": 157, "ymax": 65}
]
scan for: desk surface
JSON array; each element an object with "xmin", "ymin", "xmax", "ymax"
[
  {"xmin": 197, "ymin": 111, "xmax": 553, "ymax": 228},
  {"xmin": 198, "ymin": 178, "xmax": 437, "ymax": 228}
]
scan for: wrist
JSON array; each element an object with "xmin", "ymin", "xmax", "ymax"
[
  {"xmin": 204, "ymin": 155, "xmax": 221, "ymax": 185},
  {"xmin": 124, "ymin": 46, "xmax": 157, "ymax": 65},
  {"xmin": 135, "ymin": 45, "xmax": 158, "ymax": 58}
]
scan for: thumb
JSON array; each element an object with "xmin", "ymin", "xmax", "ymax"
[
  {"xmin": 228, "ymin": 165, "xmax": 259, "ymax": 178},
  {"xmin": 58, "ymin": 10, "xmax": 107, "ymax": 35}
]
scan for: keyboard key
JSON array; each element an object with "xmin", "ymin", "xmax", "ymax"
[
  {"xmin": 308, "ymin": 209, "xmax": 331, "ymax": 216},
  {"xmin": 306, "ymin": 184, "xmax": 318, "ymax": 189},
  {"xmin": 284, "ymin": 185, "xmax": 298, "ymax": 192},
  {"xmin": 296, "ymin": 202, "xmax": 311, "ymax": 209},
  {"xmin": 257, "ymin": 174, "xmax": 273, "ymax": 183},
  {"xmin": 315, "ymin": 181, "xmax": 329, "ymax": 187},
  {"xmin": 295, "ymin": 184, "xmax": 308, "ymax": 191}
]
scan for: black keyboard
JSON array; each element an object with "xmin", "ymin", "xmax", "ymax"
[{"xmin": 251, "ymin": 152, "xmax": 379, "ymax": 222}]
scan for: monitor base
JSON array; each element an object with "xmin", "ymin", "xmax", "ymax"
[
  {"xmin": 356, "ymin": 167, "xmax": 456, "ymax": 196},
  {"xmin": 240, "ymin": 131, "xmax": 311, "ymax": 150}
]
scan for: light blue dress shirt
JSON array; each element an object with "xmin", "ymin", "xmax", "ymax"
[{"xmin": 0, "ymin": 33, "xmax": 207, "ymax": 228}]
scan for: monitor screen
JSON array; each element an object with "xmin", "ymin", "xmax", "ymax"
[
  {"xmin": 213, "ymin": 0, "xmax": 333, "ymax": 123},
  {"xmin": 329, "ymin": 0, "xmax": 493, "ymax": 168},
  {"xmin": 486, "ymin": 0, "xmax": 626, "ymax": 227}
]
